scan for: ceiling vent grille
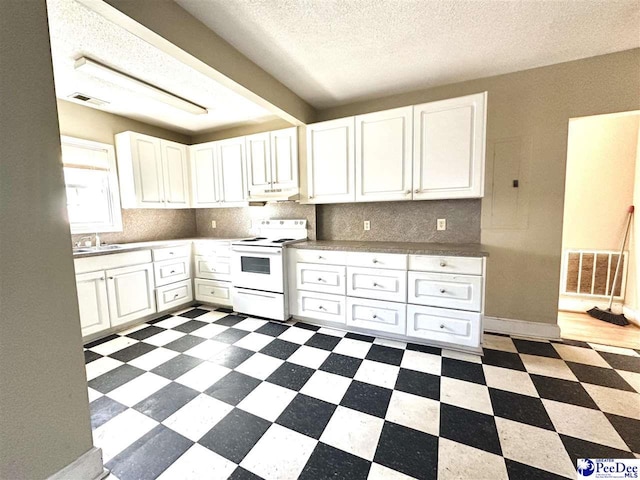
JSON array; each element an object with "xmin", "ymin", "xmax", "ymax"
[{"xmin": 68, "ymin": 92, "xmax": 109, "ymax": 107}]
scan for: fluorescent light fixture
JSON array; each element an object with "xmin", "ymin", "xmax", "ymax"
[{"xmin": 74, "ymin": 57, "xmax": 208, "ymax": 115}]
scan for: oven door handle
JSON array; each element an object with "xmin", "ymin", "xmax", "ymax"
[
  {"xmin": 236, "ymin": 290, "xmax": 278, "ymax": 299},
  {"xmin": 231, "ymin": 245, "xmax": 281, "ymax": 255}
]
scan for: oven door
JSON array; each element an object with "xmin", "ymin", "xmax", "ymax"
[{"xmin": 231, "ymin": 245, "xmax": 284, "ymax": 293}]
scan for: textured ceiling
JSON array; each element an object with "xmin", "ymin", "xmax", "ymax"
[
  {"xmin": 177, "ymin": 0, "xmax": 640, "ymax": 108},
  {"xmin": 47, "ymin": 0, "xmax": 276, "ymax": 134}
]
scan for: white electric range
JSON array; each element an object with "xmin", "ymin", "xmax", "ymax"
[{"xmin": 230, "ymin": 219, "xmax": 307, "ymax": 321}]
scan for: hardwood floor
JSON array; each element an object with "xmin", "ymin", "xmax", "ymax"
[{"xmin": 558, "ymin": 310, "xmax": 640, "ymax": 350}]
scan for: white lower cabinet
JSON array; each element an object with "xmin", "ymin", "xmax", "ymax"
[
  {"xmin": 194, "ymin": 254, "xmax": 231, "ymax": 281},
  {"xmin": 194, "ymin": 278, "xmax": 233, "ymax": 307},
  {"xmin": 408, "ymin": 271, "xmax": 482, "ymax": 312},
  {"xmin": 157, "ymin": 279, "xmax": 193, "ymax": 312},
  {"xmin": 347, "ymin": 266, "xmax": 407, "ymax": 303},
  {"xmin": 76, "ymin": 271, "xmax": 110, "ymax": 336},
  {"xmin": 106, "ymin": 263, "xmax": 156, "ymax": 327},
  {"xmin": 407, "ymin": 304, "xmax": 481, "ymax": 347},
  {"xmin": 346, "ymin": 297, "xmax": 406, "ymax": 335},
  {"xmin": 296, "ymin": 291, "xmax": 346, "ymax": 325},
  {"xmin": 193, "ymin": 240, "xmax": 233, "ymax": 307},
  {"xmin": 154, "ymin": 258, "xmax": 190, "ymax": 287},
  {"xmin": 296, "ymin": 263, "xmax": 346, "ymax": 295}
]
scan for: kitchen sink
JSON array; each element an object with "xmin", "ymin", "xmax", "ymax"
[{"xmin": 73, "ymin": 244, "xmax": 123, "ymax": 254}]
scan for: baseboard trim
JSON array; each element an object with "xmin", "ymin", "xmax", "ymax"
[
  {"xmin": 47, "ymin": 447, "xmax": 105, "ymax": 480},
  {"xmin": 483, "ymin": 316, "xmax": 561, "ymax": 340},
  {"xmin": 622, "ymin": 306, "xmax": 640, "ymax": 327}
]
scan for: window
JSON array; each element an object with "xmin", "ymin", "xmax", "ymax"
[{"xmin": 60, "ymin": 136, "xmax": 123, "ymax": 234}]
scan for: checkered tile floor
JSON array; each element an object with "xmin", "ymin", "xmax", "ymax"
[{"xmin": 84, "ymin": 306, "xmax": 640, "ymax": 480}]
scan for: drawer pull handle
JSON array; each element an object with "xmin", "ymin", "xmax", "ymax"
[
  {"xmin": 414, "ymin": 189, "xmax": 420, "ymax": 194},
  {"xmin": 440, "ymin": 324, "xmax": 445, "ymax": 329},
  {"xmin": 210, "ymin": 290, "xmax": 216, "ymax": 294},
  {"xmin": 372, "ymin": 314, "xmax": 378, "ymax": 319},
  {"xmin": 99, "ymin": 277, "xmax": 105, "ymax": 281},
  {"xmin": 169, "ymin": 252, "xmax": 174, "ymax": 255},
  {"xmin": 173, "ymin": 293, "xmax": 179, "ymax": 299},
  {"xmin": 108, "ymin": 277, "xmax": 114, "ymax": 280},
  {"xmin": 373, "ymin": 282, "xmax": 380, "ymax": 287},
  {"xmin": 372, "ymin": 259, "xmax": 379, "ymax": 264},
  {"xmin": 317, "ymin": 277, "xmax": 325, "ymax": 282},
  {"xmin": 318, "ymin": 256, "xmax": 324, "ymax": 260},
  {"xmin": 440, "ymin": 261, "xmax": 447, "ymax": 267},
  {"xmin": 170, "ymin": 270, "xmax": 176, "ymax": 274},
  {"xmin": 439, "ymin": 288, "xmax": 446, "ymax": 294},
  {"xmin": 318, "ymin": 305, "xmax": 326, "ymax": 311}
]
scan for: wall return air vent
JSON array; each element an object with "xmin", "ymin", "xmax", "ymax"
[{"xmin": 68, "ymin": 92, "xmax": 109, "ymax": 107}]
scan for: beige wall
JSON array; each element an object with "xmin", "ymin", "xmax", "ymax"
[
  {"xmin": 0, "ymin": 2, "xmax": 96, "ymax": 478},
  {"xmin": 633, "ymin": 123, "xmax": 640, "ymax": 315},
  {"xmin": 318, "ymin": 50, "xmax": 640, "ymax": 324},
  {"xmin": 192, "ymin": 118, "xmax": 294, "ymax": 143}
]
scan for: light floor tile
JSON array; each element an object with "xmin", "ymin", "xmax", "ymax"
[
  {"xmin": 241, "ymin": 424, "xmax": 317, "ymax": 480},
  {"xmin": 400, "ymin": 350, "xmax": 442, "ymax": 375},
  {"xmin": 520, "ymin": 354, "xmax": 578, "ymax": 381},
  {"xmin": 86, "ymin": 357, "xmax": 124, "ymax": 381},
  {"xmin": 552, "ymin": 343, "xmax": 610, "ymax": 368},
  {"xmin": 385, "ymin": 390, "xmax": 439, "ymax": 436},
  {"xmin": 482, "ymin": 365, "xmax": 538, "ymax": 397},
  {"xmin": 153, "ymin": 316, "xmax": 191, "ymax": 329},
  {"xmin": 440, "ymin": 377, "xmax": 493, "ymax": 415},
  {"xmin": 354, "ymin": 359, "xmax": 401, "ymax": 389},
  {"xmin": 233, "ymin": 317, "xmax": 269, "ymax": 331},
  {"xmin": 542, "ymin": 399, "xmax": 628, "ymax": 450},
  {"xmin": 277, "ymin": 326, "xmax": 316, "ymax": 345},
  {"xmin": 238, "ymin": 382, "xmax": 297, "ymax": 421},
  {"xmin": 175, "ymin": 361, "xmax": 230, "ymax": 391},
  {"xmin": 320, "ymin": 406, "xmax": 385, "ymax": 461},
  {"xmin": 618, "ymin": 370, "xmax": 640, "ymax": 393},
  {"xmin": 438, "ymin": 438, "xmax": 507, "ymax": 480},
  {"xmin": 189, "ymin": 323, "xmax": 229, "ymax": 339},
  {"xmin": 442, "ymin": 349, "xmax": 482, "ymax": 364},
  {"xmin": 583, "ymin": 383, "xmax": 640, "ymax": 419},
  {"xmin": 197, "ymin": 311, "xmax": 231, "ymax": 322},
  {"xmin": 235, "ymin": 352, "xmax": 284, "ymax": 380},
  {"xmin": 300, "ymin": 370, "xmax": 352, "ymax": 404},
  {"xmin": 106, "ymin": 372, "xmax": 170, "ymax": 407},
  {"xmin": 334, "ymin": 338, "xmax": 373, "ymax": 359},
  {"xmin": 90, "ymin": 337, "xmax": 138, "ymax": 356},
  {"xmin": 373, "ymin": 338, "xmax": 407, "ymax": 349},
  {"xmin": 143, "ymin": 330, "xmax": 186, "ymax": 347},
  {"xmin": 233, "ymin": 332, "xmax": 276, "ymax": 351},
  {"xmin": 87, "ymin": 387, "xmax": 102, "ymax": 402},
  {"xmin": 157, "ymin": 444, "xmax": 236, "ymax": 480},
  {"xmin": 495, "ymin": 417, "xmax": 576, "ymax": 479},
  {"xmin": 589, "ymin": 343, "xmax": 640, "ymax": 357},
  {"xmin": 288, "ymin": 345, "xmax": 331, "ymax": 369},
  {"xmin": 368, "ymin": 463, "xmax": 415, "ymax": 479},
  {"xmin": 163, "ymin": 394, "xmax": 233, "ymax": 442},
  {"xmin": 93, "ymin": 408, "xmax": 158, "ymax": 462},
  {"xmin": 482, "ymin": 335, "xmax": 518, "ymax": 353},
  {"xmin": 183, "ymin": 340, "xmax": 228, "ymax": 360},
  {"xmin": 128, "ymin": 347, "xmax": 179, "ymax": 371}
]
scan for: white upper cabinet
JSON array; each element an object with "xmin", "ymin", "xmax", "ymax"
[
  {"xmin": 306, "ymin": 117, "xmax": 355, "ymax": 204},
  {"xmin": 355, "ymin": 107, "xmax": 413, "ymax": 202},
  {"xmin": 216, "ymin": 137, "xmax": 247, "ymax": 205},
  {"xmin": 413, "ymin": 92, "xmax": 486, "ymax": 199},
  {"xmin": 116, "ymin": 131, "xmax": 191, "ymax": 208},
  {"xmin": 245, "ymin": 132, "xmax": 271, "ymax": 196},
  {"xmin": 270, "ymin": 127, "xmax": 298, "ymax": 191},
  {"xmin": 189, "ymin": 143, "xmax": 219, "ymax": 207}
]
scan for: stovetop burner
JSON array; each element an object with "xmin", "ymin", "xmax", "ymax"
[
  {"xmin": 272, "ymin": 238, "xmax": 294, "ymax": 244},
  {"xmin": 241, "ymin": 237, "xmax": 267, "ymax": 242}
]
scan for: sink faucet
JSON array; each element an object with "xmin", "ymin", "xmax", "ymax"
[{"xmin": 75, "ymin": 236, "xmax": 93, "ymax": 248}]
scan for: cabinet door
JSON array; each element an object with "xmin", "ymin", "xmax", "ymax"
[
  {"xmin": 270, "ymin": 127, "xmax": 298, "ymax": 191},
  {"xmin": 216, "ymin": 138, "xmax": 248, "ymax": 205},
  {"xmin": 245, "ymin": 132, "xmax": 272, "ymax": 196},
  {"xmin": 306, "ymin": 117, "xmax": 355, "ymax": 204},
  {"xmin": 189, "ymin": 143, "xmax": 220, "ymax": 207},
  {"xmin": 130, "ymin": 133, "xmax": 165, "ymax": 207},
  {"xmin": 76, "ymin": 271, "xmax": 110, "ymax": 336},
  {"xmin": 413, "ymin": 92, "xmax": 486, "ymax": 199},
  {"xmin": 355, "ymin": 107, "xmax": 413, "ymax": 202},
  {"xmin": 106, "ymin": 263, "xmax": 156, "ymax": 327},
  {"xmin": 161, "ymin": 140, "xmax": 190, "ymax": 208}
]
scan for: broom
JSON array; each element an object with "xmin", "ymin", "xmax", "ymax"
[{"xmin": 587, "ymin": 205, "xmax": 634, "ymax": 326}]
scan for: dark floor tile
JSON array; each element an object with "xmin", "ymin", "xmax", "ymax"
[
  {"xmin": 215, "ymin": 307, "xmax": 234, "ymax": 314},
  {"xmin": 126, "ymin": 325, "xmax": 165, "ymax": 341},
  {"xmin": 560, "ymin": 434, "xmax": 636, "ymax": 467},
  {"xmin": 566, "ymin": 361, "xmax": 635, "ymax": 391},
  {"xmin": 205, "ymin": 371, "xmax": 261, "ymax": 406},
  {"xmin": 89, "ymin": 396, "xmax": 127, "ymax": 429},
  {"xmin": 505, "ymin": 459, "xmax": 569, "ymax": 480},
  {"xmin": 179, "ymin": 307, "xmax": 209, "ymax": 319},
  {"xmin": 199, "ymin": 408, "xmax": 270, "ymax": 463},
  {"xmin": 513, "ymin": 339, "xmax": 561, "ymax": 359},
  {"xmin": 606, "ymin": 413, "xmax": 640, "ymax": 453},
  {"xmin": 300, "ymin": 442, "xmax": 371, "ymax": 480},
  {"xmin": 440, "ymin": 403, "xmax": 502, "ymax": 456},
  {"xmin": 557, "ymin": 339, "xmax": 591, "ymax": 349},
  {"xmin": 482, "ymin": 349, "xmax": 526, "ymax": 371},
  {"xmin": 215, "ymin": 314, "xmax": 246, "ymax": 327},
  {"xmin": 340, "ymin": 381, "xmax": 392, "ymax": 418},
  {"xmin": 256, "ymin": 322, "xmax": 290, "ymax": 337},
  {"xmin": 163, "ymin": 334, "xmax": 206, "ymax": 353},
  {"xmin": 88, "ymin": 364, "xmax": 145, "ymax": 394},
  {"xmin": 84, "ymin": 350, "xmax": 102, "ymax": 364},
  {"xmin": 373, "ymin": 421, "xmax": 438, "ymax": 479},
  {"xmin": 365, "ymin": 345, "xmax": 404, "ymax": 366},
  {"xmin": 213, "ymin": 328, "xmax": 250, "ymax": 344},
  {"xmin": 305, "ymin": 333, "xmax": 341, "ymax": 351},
  {"xmin": 109, "ymin": 342, "xmax": 156, "ymax": 363},
  {"xmin": 173, "ymin": 319, "xmax": 208, "ymax": 334},
  {"xmin": 84, "ymin": 334, "xmax": 119, "ymax": 348},
  {"xmin": 151, "ymin": 354, "xmax": 203, "ymax": 380},
  {"xmin": 209, "ymin": 346, "xmax": 254, "ymax": 369},
  {"xmin": 146, "ymin": 314, "xmax": 173, "ymax": 325},
  {"xmin": 106, "ymin": 425, "xmax": 192, "ymax": 480},
  {"xmin": 489, "ymin": 388, "xmax": 554, "ymax": 430},
  {"xmin": 295, "ymin": 322, "xmax": 321, "ymax": 331},
  {"xmin": 319, "ymin": 353, "xmax": 362, "ymax": 378},
  {"xmin": 345, "ymin": 332, "xmax": 375, "ymax": 343},
  {"xmin": 485, "ymin": 332, "xmax": 510, "ymax": 338},
  {"xmin": 276, "ymin": 393, "xmax": 336, "ymax": 439},
  {"xmin": 441, "ymin": 357, "xmax": 486, "ymax": 385},
  {"xmin": 530, "ymin": 374, "xmax": 598, "ymax": 409},
  {"xmin": 133, "ymin": 382, "xmax": 199, "ymax": 421},
  {"xmin": 266, "ymin": 362, "xmax": 315, "ymax": 391},
  {"xmin": 260, "ymin": 338, "xmax": 300, "ymax": 360},
  {"xmin": 598, "ymin": 351, "xmax": 640, "ymax": 373},
  {"xmin": 406, "ymin": 343, "xmax": 442, "ymax": 355},
  {"xmin": 228, "ymin": 467, "xmax": 263, "ymax": 480},
  {"xmin": 394, "ymin": 369, "xmax": 440, "ymax": 400}
]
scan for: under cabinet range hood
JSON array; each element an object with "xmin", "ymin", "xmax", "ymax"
[{"xmin": 247, "ymin": 189, "xmax": 300, "ymax": 205}]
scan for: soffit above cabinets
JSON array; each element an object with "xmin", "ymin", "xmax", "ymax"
[
  {"xmin": 176, "ymin": 0, "xmax": 640, "ymax": 108},
  {"xmin": 46, "ymin": 0, "xmax": 278, "ymax": 135}
]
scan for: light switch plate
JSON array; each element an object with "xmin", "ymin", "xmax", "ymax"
[
  {"xmin": 437, "ymin": 218, "xmax": 446, "ymax": 231},
  {"xmin": 211, "ymin": 220, "xmax": 217, "ymax": 228}
]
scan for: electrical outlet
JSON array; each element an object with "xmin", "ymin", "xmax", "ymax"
[
  {"xmin": 364, "ymin": 220, "xmax": 371, "ymax": 231},
  {"xmin": 211, "ymin": 220, "xmax": 217, "ymax": 229},
  {"xmin": 437, "ymin": 218, "xmax": 446, "ymax": 231}
]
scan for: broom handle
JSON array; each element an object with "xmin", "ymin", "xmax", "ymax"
[{"xmin": 609, "ymin": 205, "xmax": 634, "ymax": 310}]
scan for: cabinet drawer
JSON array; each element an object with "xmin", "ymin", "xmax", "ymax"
[
  {"xmin": 296, "ymin": 291, "xmax": 346, "ymax": 325},
  {"xmin": 156, "ymin": 279, "xmax": 193, "ymax": 312},
  {"xmin": 296, "ymin": 263, "xmax": 346, "ymax": 295},
  {"xmin": 154, "ymin": 258, "xmax": 190, "ymax": 287},
  {"xmin": 407, "ymin": 304, "xmax": 481, "ymax": 347},
  {"xmin": 346, "ymin": 251, "xmax": 407, "ymax": 270},
  {"xmin": 74, "ymin": 250, "xmax": 152, "ymax": 274},
  {"xmin": 195, "ymin": 255, "xmax": 231, "ymax": 281},
  {"xmin": 193, "ymin": 241, "xmax": 231, "ymax": 257},
  {"xmin": 152, "ymin": 244, "xmax": 191, "ymax": 262},
  {"xmin": 194, "ymin": 279, "xmax": 232, "ymax": 307},
  {"xmin": 408, "ymin": 272, "xmax": 482, "ymax": 312},
  {"xmin": 347, "ymin": 267, "xmax": 407, "ymax": 302},
  {"xmin": 409, "ymin": 255, "xmax": 483, "ymax": 275},
  {"xmin": 346, "ymin": 297, "xmax": 406, "ymax": 335},
  {"xmin": 294, "ymin": 249, "xmax": 347, "ymax": 265}
]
